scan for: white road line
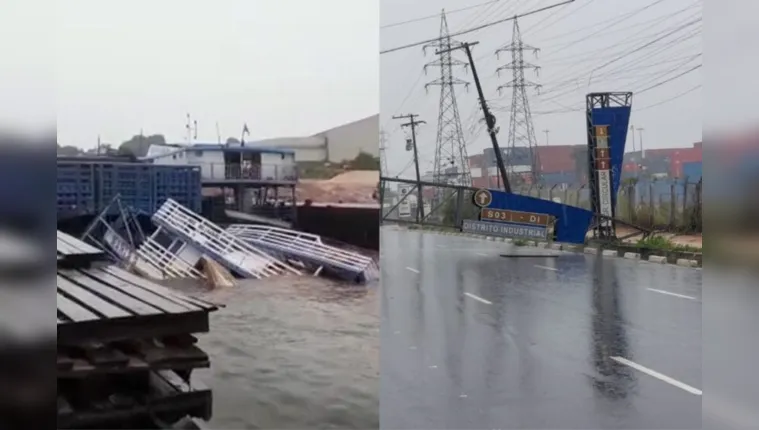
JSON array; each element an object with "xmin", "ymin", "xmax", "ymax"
[
  {"xmin": 647, "ymin": 288, "xmax": 698, "ymax": 301},
  {"xmin": 405, "ymin": 267, "xmax": 420, "ymax": 274},
  {"xmin": 610, "ymin": 356, "xmax": 702, "ymax": 396},
  {"xmin": 436, "ymin": 245, "xmax": 446, "ymax": 249},
  {"xmin": 476, "ymin": 252, "xmax": 488, "ymax": 257},
  {"xmin": 464, "ymin": 292, "xmax": 493, "ymax": 305},
  {"xmin": 534, "ymin": 264, "xmax": 558, "ymax": 271}
]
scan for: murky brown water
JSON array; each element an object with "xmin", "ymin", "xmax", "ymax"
[{"xmin": 170, "ymin": 275, "xmax": 379, "ymax": 429}]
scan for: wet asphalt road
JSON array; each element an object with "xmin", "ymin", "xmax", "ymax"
[{"xmin": 380, "ymin": 226, "xmax": 702, "ymax": 429}]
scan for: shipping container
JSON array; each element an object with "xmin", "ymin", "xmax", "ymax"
[
  {"xmin": 540, "ymin": 171, "xmax": 577, "ymax": 185},
  {"xmin": 535, "ymin": 145, "xmax": 581, "ymax": 174},
  {"xmin": 483, "ymin": 147, "xmax": 534, "ymax": 167},
  {"xmin": 468, "ymin": 154, "xmax": 485, "ymax": 169},
  {"xmin": 669, "ymin": 147, "xmax": 702, "ymax": 177},
  {"xmin": 681, "ymin": 161, "xmax": 702, "ymax": 180}
]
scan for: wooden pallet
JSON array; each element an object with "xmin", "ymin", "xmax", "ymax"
[
  {"xmin": 57, "ymin": 370, "xmax": 212, "ymax": 429},
  {"xmin": 57, "ymin": 266, "xmax": 217, "ymax": 346}
]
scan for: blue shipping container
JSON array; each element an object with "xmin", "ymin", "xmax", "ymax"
[
  {"xmin": 682, "ymin": 161, "xmax": 702, "ymax": 180},
  {"xmin": 540, "ymin": 171, "xmax": 577, "ymax": 185}
]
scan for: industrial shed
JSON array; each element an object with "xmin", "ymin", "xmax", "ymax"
[{"xmin": 253, "ymin": 114, "xmax": 378, "ymax": 163}]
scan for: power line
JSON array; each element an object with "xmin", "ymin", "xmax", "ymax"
[
  {"xmin": 587, "ymin": 17, "xmax": 701, "ymax": 84},
  {"xmin": 636, "ymin": 64, "xmax": 701, "ymax": 94},
  {"xmin": 380, "ymin": 0, "xmax": 576, "ymax": 55},
  {"xmin": 381, "ymin": 0, "xmax": 501, "ymax": 29},
  {"xmin": 636, "ymin": 84, "xmax": 701, "ymax": 111}
]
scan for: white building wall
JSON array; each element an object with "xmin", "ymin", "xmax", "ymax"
[
  {"xmin": 185, "ymin": 150, "xmax": 226, "ymax": 180},
  {"xmin": 254, "ymin": 137, "xmax": 327, "ymax": 162},
  {"xmin": 469, "ymin": 167, "xmax": 482, "ymax": 178},
  {"xmin": 260, "ymin": 152, "xmax": 296, "ymax": 180},
  {"xmin": 315, "ymin": 115, "xmax": 379, "ymax": 163}
]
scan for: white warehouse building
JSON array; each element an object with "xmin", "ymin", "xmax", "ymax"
[{"xmin": 253, "ymin": 114, "xmax": 378, "ymax": 163}]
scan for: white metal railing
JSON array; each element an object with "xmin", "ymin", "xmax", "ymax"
[
  {"xmin": 153, "ymin": 199, "xmax": 301, "ymax": 278},
  {"xmin": 135, "ymin": 236, "xmax": 205, "ymax": 280},
  {"xmin": 226, "ymin": 224, "xmax": 373, "ymax": 274}
]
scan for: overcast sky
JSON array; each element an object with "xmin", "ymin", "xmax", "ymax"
[
  {"xmin": 55, "ymin": 0, "xmax": 379, "ymax": 149},
  {"xmin": 381, "ymin": 0, "xmax": 705, "ymax": 178}
]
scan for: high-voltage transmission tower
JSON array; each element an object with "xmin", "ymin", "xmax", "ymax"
[
  {"xmin": 422, "ymin": 10, "xmax": 472, "ymax": 187},
  {"xmin": 495, "ymin": 17, "xmax": 541, "ymax": 185}
]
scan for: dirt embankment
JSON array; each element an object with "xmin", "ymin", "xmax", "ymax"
[{"xmin": 296, "ymin": 170, "xmax": 379, "ymax": 204}]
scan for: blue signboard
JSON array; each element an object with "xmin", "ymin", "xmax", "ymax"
[
  {"xmin": 467, "ymin": 188, "xmax": 593, "ymax": 244},
  {"xmin": 462, "ymin": 219, "xmax": 548, "ymax": 240}
]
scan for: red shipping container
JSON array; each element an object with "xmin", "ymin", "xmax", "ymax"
[
  {"xmin": 468, "ymin": 154, "xmax": 485, "ymax": 169},
  {"xmin": 535, "ymin": 145, "xmax": 581, "ymax": 174},
  {"xmin": 669, "ymin": 147, "xmax": 702, "ymax": 177},
  {"xmin": 471, "ymin": 176, "xmax": 488, "ymax": 189}
]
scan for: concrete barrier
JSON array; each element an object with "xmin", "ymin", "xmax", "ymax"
[
  {"xmin": 602, "ymin": 249, "xmax": 618, "ymax": 257},
  {"xmin": 648, "ymin": 255, "xmax": 667, "ymax": 264},
  {"xmin": 623, "ymin": 252, "xmax": 641, "ymax": 260},
  {"xmin": 584, "ymin": 247, "xmax": 599, "ymax": 255},
  {"xmin": 676, "ymin": 258, "xmax": 699, "ymax": 268},
  {"xmin": 551, "ymin": 243, "xmax": 563, "ymax": 251}
]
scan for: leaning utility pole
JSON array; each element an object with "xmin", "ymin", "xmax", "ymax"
[
  {"xmin": 422, "ymin": 10, "xmax": 471, "ymax": 188},
  {"xmin": 437, "ymin": 41, "xmax": 511, "ymax": 193},
  {"xmin": 496, "ymin": 17, "xmax": 541, "ymax": 185},
  {"xmin": 393, "ymin": 114, "xmax": 426, "ymax": 220}
]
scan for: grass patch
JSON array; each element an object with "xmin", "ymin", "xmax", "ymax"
[
  {"xmin": 635, "ymin": 235, "xmax": 701, "ymax": 253},
  {"xmin": 513, "ymin": 239, "xmax": 529, "ymax": 247}
]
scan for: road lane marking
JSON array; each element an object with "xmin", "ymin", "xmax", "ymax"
[
  {"xmin": 405, "ymin": 267, "xmax": 420, "ymax": 274},
  {"xmin": 534, "ymin": 264, "xmax": 558, "ymax": 271},
  {"xmin": 647, "ymin": 288, "xmax": 697, "ymax": 301},
  {"xmin": 436, "ymin": 245, "xmax": 446, "ymax": 248},
  {"xmin": 464, "ymin": 292, "xmax": 493, "ymax": 305},
  {"xmin": 610, "ymin": 356, "xmax": 702, "ymax": 396},
  {"xmin": 476, "ymin": 252, "xmax": 488, "ymax": 257}
]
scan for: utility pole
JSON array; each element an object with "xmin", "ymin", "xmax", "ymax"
[
  {"xmin": 186, "ymin": 113, "xmax": 198, "ymax": 146},
  {"xmin": 543, "ymin": 129, "xmax": 550, "ymax": 145},
  {"xmin": 629, "ymin": 125, "xmax": 635, "ymax": 153},
  {"xmin": 437, "ymin": 41, "xmax": 511, "ymax": 193},
  {"xmin": 637, "ymin": 127, "xmax": 645, "ymax": 159},
  {"xmin": 379, "ymin": 129, "xmax": 389, "ymax": 177},
  {"xmin": 393, "ymin": 114, "xmax": 426, "ymax": 221}
]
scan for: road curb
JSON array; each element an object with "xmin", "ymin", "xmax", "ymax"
[{"xmin": 388, "ymin": 224, "xmax": 701, "ymax": 269}]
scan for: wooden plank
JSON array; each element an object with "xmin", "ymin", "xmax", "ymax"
[
  {"xmin": 86, "ymin": 269, "xmax": 196, "ymax": 314},
  {"xmin": 57, "ymin": 276, "xmax": 132, "ymax": 319},
  {"xmin": 56, "ymin": 292, "xmax": 99, "ymax": 322},
  {"xmin": 57, "ymin": 309, "xmax": 210, "ymax": 347},
  {"xmin": 61, "ymin": 271, "xmax": 163, "ymax": 317},
  {"xmin": 57, "ymin": 231, "xmax": 103, "ymax": 255},
  {"xmin": 103, "ymin": 266, "xmax": 217, "ymax": 310}
]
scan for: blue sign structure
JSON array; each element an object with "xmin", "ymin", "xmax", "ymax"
[
  {"xmin": 462, "ymin": 219, "xmax": 548, "ymax": 240},
  {"xmin": 591, "ymin": 104, "xmax": 631, "ymax": 209}
]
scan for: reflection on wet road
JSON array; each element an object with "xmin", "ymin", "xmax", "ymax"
[
  {"xmin": 380, "ymin": 226, "xmax": 702, "ymax": 429},
  {"xmin": 171, "ymin": 276, "xmax": 379, "ymax": 429}
]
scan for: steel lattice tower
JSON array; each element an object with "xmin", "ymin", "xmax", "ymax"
[
  {"xmin": 495, "ymin": 17, "xmax": 541, "ymax": 185},
  {"xmin": 422, "ymin": 10, "xmax": 471, "ymax": 187}
]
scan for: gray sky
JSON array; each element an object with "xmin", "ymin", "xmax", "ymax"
[
  {"xmin": 381, "ymin": 0, "xmax": 704, "ymax": 179},
  {"xmin": 56, "ymin": 0, "xmax": 379, "ymax": 149}
]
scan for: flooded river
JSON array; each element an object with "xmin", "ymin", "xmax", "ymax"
[{"xmin": 171, "ymin": 275, "xmax": 379, "ymax": 429}]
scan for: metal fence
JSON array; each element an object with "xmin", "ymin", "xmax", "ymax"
[{"xmin": 380, "ymin": 177, "xmax": 702, "ymax": 234}]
